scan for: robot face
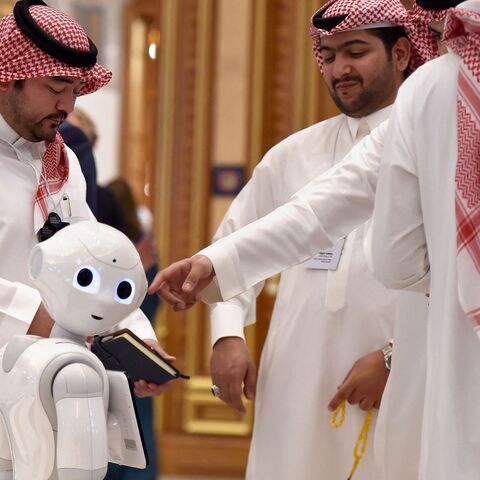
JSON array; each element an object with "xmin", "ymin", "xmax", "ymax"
[{"xmin": 29, "ymin": 221, "xmax": 148, "ymax": 336}]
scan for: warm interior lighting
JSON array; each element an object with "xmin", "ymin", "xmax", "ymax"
[
  {"xmin": 147, "ymin": 28, "xmax": 160, "ymax": 61},
  {"xmin": 148, "ymin": 43, "xmax": 157, "ymax": 60}
]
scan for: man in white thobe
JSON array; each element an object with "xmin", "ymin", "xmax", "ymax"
[
  {"xmin": 206, "ymin": 1, "xmax": 433, "ymax": 479},
  {"xmin": 0, "ymin": 1, "xmax": 170, "ymax": 398},
  {"xmin": 369, "ymin": 1, "xmax": 480, "ymax": 478},
  {"xmin": 149, "ymin": 4, "xmax": 461, "ymax": 478}
]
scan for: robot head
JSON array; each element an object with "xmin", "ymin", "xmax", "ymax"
[{"xmin": 29, "ymin": 221, "xmax": 147, "ymax": 336}]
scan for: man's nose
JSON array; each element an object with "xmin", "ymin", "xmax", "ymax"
[
  {"xmin": 332, "ymin": 57, "xmax": 352, "ymax": 78},
  {"xmin": 56, "ymin": 92, "xmax": 76, "ymax": 114}
]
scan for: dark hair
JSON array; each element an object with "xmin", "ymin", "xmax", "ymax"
[
  {"xmin": 107, "ymin": 179, "xmax": 142, "ymax": 242},
  {"xmin": 368, "ymin": 26, "xmax": 409, "ymax": 77},
  {"xmin": 13, "ymin": 79, "xmax": 25, "ymax": 89}
]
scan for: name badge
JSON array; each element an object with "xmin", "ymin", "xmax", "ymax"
[{"xmin": 304, "ymin": 237, "xmax": 346, "ymax": 271}]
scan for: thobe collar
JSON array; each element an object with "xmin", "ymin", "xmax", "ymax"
[
  {"xmin": 346, "ymin": 105, "xmax": 392, "ymax": 141},
  {"xmin": 0, "ymin": 113, "xmax": 46, "ymax": 160}
]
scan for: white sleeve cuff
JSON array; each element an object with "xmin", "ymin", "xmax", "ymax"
[
  {"xmin": 199, "ymin": 239, "xmax": 244, "ymax": 302},
  {"xmin": 210, "ymin": 301, "xmax": 250, "ymax": 346}
]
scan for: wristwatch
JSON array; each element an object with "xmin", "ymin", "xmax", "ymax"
[{"xmin": 381, "ymin": 340, "xmax": 393, "ymax": 371}]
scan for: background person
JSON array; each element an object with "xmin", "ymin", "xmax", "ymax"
[{"xmin": 209, "ymin": 1, "xmax": 413, "ymax": 478}]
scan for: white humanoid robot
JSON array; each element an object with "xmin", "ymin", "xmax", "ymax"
[{"xmin": 0, "ymin": 221, "xmax": 149, "ymax": 480}]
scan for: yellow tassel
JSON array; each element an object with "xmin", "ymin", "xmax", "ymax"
[
  {"xmin": 330, "ymin": 399, "xmax": 346, "ymax": 428},
  {"xmin": 330, "ymin": 401, "xmax": 372, "ymax": 480}
]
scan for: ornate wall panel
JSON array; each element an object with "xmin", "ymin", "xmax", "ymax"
[
  {"xmin": 126, "ymin": 0, "xmax": 340, "ymax": 476},
  {"xmin": 153, "ymin": 0, "xmax": 253, "ymax": 475},
  {"xmin": 120, "ymin": 0, "xmax": 162, "ymax": 211}
]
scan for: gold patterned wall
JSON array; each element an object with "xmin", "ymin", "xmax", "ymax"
[{"xmin": 122, "ymin": 0, "xmax": 335, "ymax": 476}]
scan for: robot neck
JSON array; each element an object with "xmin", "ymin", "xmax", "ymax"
[{"xmin": 50, "ymin": 323, "xmax": 86, "ymax": 345}]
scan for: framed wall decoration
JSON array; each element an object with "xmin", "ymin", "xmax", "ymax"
[{"xmin": 211, "ymin": 166, "xmax": 246, "ymax": 196}]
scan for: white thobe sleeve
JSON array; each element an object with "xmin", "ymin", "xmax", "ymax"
[
  {"xmin": 209, "ymin": 157, "xmax": 279, "ymax": 346},
  {"xmin": 368, "ymin": 88, "xmax": 430, "ymax": 292},
  {"xmin": 0, "ymin": 279, "xmax": 42, "ymax": 345},
  {"xmin": 199, "ymin": 121, "xmax": 388, "ymax": 301}
]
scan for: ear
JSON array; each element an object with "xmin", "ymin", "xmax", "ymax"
[{"xmin": 392, "ymin": 37, "xmax": 411, "ymax": 74}]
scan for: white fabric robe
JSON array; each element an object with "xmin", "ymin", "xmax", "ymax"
[
  {"xmin": 211, "ymin": 108, "xmax": 399, "ymax": 480},
  {"xmin": 200, "ymin": 103, "xmax": 430, "ymax": 480},
  {"xmin": 0, "ymin": 114, "xmax": 156, "ymax": 345},
  {"xmin": 370, "ymin": 52, "xmax": 480, "ymax": 479}
]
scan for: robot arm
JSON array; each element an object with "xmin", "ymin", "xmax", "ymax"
[
  {"xmin": 107, "ymin": 370, "xmax": 147, "ymax": 469},
  {"xmin": 52, "ymin": 363, "xmax": 108, "ymax": 480}
]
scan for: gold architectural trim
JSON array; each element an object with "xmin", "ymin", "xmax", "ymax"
[
  {"xmin": 187, "ymin": 0, "xmax": 212, "ymax": 259},
  {"xmin": 306, "ymin": 0, "xmax": 328, "ymax": 125},
  {"xmin": 154, "ymin": 0, "xmax": 179, "ymax": 431},
  {"xmin": 183, "ymin": 0, "xmax": 214, "ymax": 379},
  {"xmin": 294, "ymin": 0, "xmax": 326, "ymax": 129},
  {"xmin": 247, "ymin": 0, "xmax": 268, "ymax": 174},
  {"xmin": 155, "ymin": 0, "xmax": 178, "ymax": 269},
  {"xmin": 182, "ymin": 0, "xmax": 214, "ymax": 433},
  {"xmin": 182, "ymin": 0, "xmax": 254, "ymax": 437},
  {"xmin": 293, "ymin": 1, "xmax": 310, "ymax": 131}
]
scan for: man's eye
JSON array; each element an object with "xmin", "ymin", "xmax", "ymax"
[
  {"xmin": 350, "ymin": 51, "xmax": 366, "ymax": 58},
  {"xmin": 49, "ymin": 87, "xmax": 62, "ymax": 94},
  {"xmin": 322, "ymin": 56, "xmax": 334, "ymax": 64}
]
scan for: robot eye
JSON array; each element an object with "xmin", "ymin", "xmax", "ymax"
[
  {"xmin": 72, "ymin": 266, "xmax": 101, "ymax": 294},
  {"xmin": 115, "ymin": 278, "xmax": 136, "ymax": 305}
]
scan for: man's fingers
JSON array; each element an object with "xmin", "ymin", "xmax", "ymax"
[
  {"xmin": 148, "ymin": 259, "xmax": 193, "ymax": 295},
  {"xmin": 243, "ymin": 363, "xmax": 257, "ymax": 400},
  {"xmin": 212, "ymin": 381, "xmax": 246, "ymax": 414},
  {"xmin": 329, "ymin": 385, "xmax": 350, "ymax": 411},
  {"xmin": 341, "ymin": 365, "xmax": 355, "ymax": 385},
  {"xmin": 150, "ymin": 279, "xmax": 186, "ymax": 307},
  {"xmin": 134, "ymin": 380, "xmax": 172, "ymax": 398},
  {"xmin": 226, "ymin": 382, "xmax": 246, "ymax": 414},
  {"xmin": 347, "ymin": 388, "xmax": 362, "ymax": 406},
  {"xmin": 182, "ymin": 261, "xmax": 205, "ymax": 292},
  {"xmin": 182, "ymin": 255, "xmax": 213, "ymax": 293},
  {"xmin": 359, "ymin": 397, "xmax": 375, "ymax": 411},
  {"xmin": 143, "ymin": 338, "xmax": 176, "ymax": 362},
  {"xmin": 147, "ymin": 271, "xmax": 167, "ymax": 294}
]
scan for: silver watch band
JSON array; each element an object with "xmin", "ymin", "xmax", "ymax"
[{"xmin": 382, "ymin": 340, "xmax": 393, "ymax": 371}]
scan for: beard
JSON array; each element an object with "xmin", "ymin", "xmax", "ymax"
[
  {"xmin": 329, "ymin": 60, "xmax": 398, "ymax": 118},
  {"xmin": 5, "ymin": 88, "xmax": 66, "ymax": 142}
]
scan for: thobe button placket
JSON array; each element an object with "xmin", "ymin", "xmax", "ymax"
[{"xmin": 324, "ymin": 119, "xmax": 370, "ymax": 313}]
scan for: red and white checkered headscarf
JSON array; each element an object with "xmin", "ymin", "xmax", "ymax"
[
  {"xmin": 310, "ymin": 0, "xmax": 439, "ymax": 74},
  {"xmin": 442, "ymin": 0, "xmax": 480, "ymax": 332},
  {"xmin": 0, "ymin": 4, "xmax": 111, "ymax": 95},
  {"xmin": 411, "ymin": 4, "xmax": 450, "ymax": 22},
  {"xmin": 0, "ymin": 3, "xmax": 112, "ymax": 222}
]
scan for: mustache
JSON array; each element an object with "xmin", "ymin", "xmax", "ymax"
[
  {"xmin": 44, "ymin": 112, "xmax": 67, "ymax": 122},
  {"xmin": 332, "ymin": 76, "xmax": 363, "ymax": 89}
]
